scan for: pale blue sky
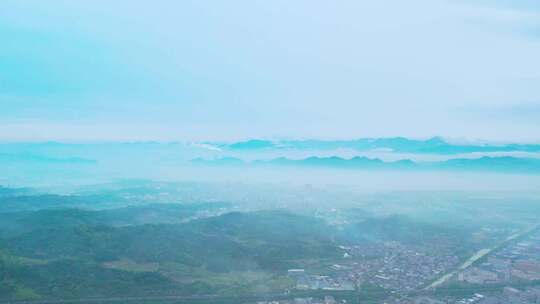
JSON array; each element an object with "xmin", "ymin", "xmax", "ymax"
[{"xmin": 1, "ymin": 0, "xmax": 539, "ymax": 141}]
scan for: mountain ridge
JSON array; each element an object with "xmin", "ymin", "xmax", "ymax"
[
  {"xmin": 212, "ymin": 137, "xmax": 540, "ymax": 154},
  {"xmin": 193, "ymin": 155, "xmax": 540, "ymax": 173}
]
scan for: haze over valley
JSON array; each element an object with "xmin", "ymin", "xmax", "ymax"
[{"xmin": 2, "ymin": 0, "xmax": 540, "ymax": 303}]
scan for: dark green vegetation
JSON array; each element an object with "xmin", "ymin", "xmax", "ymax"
[
  {"xmin": 0, "ymin": 203, "xmax": 228, "ymax": 237},
  {"xmin": 0, "ymin": 187, "xmax": 342, "ymax": 301}
]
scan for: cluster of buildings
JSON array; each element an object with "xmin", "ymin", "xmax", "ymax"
[
  {"xmin": 458, "ymin": 286, "xmax": 540, "ymax": 304},
  {"xmin": 383, "ymin": 229, "xmax": 540, "ymax": 303},
  {"xmin": 288, "ymin": 242, "xmax": 460, "ymax": 294},
  {"xmin": 459, "ymin": 231, "xmax": 540, "ymax": 285},
  {"xmin": 287, "ymin": 241, "xmax": 460, "ymax": 298},
  {"xmin": 287, "ymin": 269, "xmax": 356, "ymax": 291},
  {"xmin": 256, "ymin": 295, "xmax": 344, "ymax": 304},
  {"xmin": 381, "ymin": 288, "xmax": 540, "ymax": 304},
  {"xmin": 344, "ymin": 242, "xmax": 459, "ymax": 292},
  {"xmin": 281, "ymin": 226, "xmax": 540, "ymax": 304}
]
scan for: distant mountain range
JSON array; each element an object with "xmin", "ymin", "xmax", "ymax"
[
  {"xmin": 0, "ymin": 153, "xmax": 96, "ymax": 164},
  {"xmin": 213, "ymin": 137, "xmax": 540, "ymax": 154},
  {"xmin": 193, "ymin": 156, "xmax": 540, "ymax": 174}
]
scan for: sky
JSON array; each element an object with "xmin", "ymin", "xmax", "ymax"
[{"xmin": 1, "ymin": 0, "xmax": 539, "ymax": 142}]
